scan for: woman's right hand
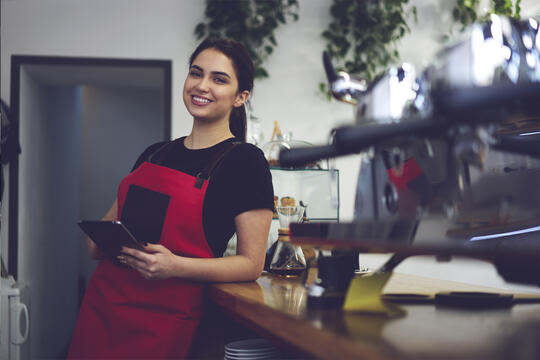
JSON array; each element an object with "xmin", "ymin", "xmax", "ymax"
[{"xmin": 86, "ymin": 200, "xmax": 118, "ymax": 260}]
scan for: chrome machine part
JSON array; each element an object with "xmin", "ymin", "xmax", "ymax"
[
  {"xmin": 331, "ymin": 71, "xmax": 367, "ymax": 105},
  {"xmin": 323, "ymin": 51, "xmax": 418, "ymax": 124},
  {"xmin": 323, "ymin": 51, "xmax": 367, "ymax": 105},
  {"xmin": 423, "ymin": 14, "xmax": 539, "ymax": 93},
  {"xmin": 354, "ymin": 63, "xmax": 418, "ymax": 124}
]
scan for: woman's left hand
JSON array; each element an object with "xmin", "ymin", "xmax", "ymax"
[{"xmin": 119, "ymin": 244, "xmax": 178, "ymax": 280}]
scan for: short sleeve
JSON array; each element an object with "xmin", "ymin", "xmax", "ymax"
[{"xmin": 221, "ymin": 144, "xmax": 274, "ymax": 216}]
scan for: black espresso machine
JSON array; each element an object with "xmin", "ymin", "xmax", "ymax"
[{"xmin": 280, "ymin": 14, "xmax": 540, "ymax": 287}]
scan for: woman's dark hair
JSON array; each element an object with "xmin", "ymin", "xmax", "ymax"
[{"xmin": 189, "ymin": 38, "xmax": 254, "ymax": 142}]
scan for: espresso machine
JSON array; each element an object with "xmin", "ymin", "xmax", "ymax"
[{"xmin": 280, "ymin": 14, "xmax": 540, "ymax": 288}]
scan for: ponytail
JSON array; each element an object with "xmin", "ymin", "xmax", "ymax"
[{"xmin": 230, "ymin": 105, "xmax": 247, "ymax": 143}]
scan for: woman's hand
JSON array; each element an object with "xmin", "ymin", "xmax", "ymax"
[{"xmin": 119, "ymin": 244, "xmax": 179, "ymax": 280}]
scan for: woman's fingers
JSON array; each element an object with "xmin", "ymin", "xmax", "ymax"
[
  {"xmin": 118, "ymin": 245, "xmax": 173, "ymax": 280},
  {"xmin": 118, "ymin": 251, "xmax": 160, "ymax": 279},
  {"xmin": 121, "ymin": 247, "xmax": 149, "ymax": 260},
  {"xmin": 121, "ymin": 244, "xmax": 164, "ymax": 256},
  {"xmin": 141, "ymin": 243, "xmax": 165, "ymax": 253},
  {"xmin": 118, "ymin": 253, "xmax": 146, "ymax": 269}
]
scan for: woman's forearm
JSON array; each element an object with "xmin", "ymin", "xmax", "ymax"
[
  {"xmin": 171, "ymin": 209, "xmax": 270, "ymax": 283},
  {"xmin": 119, "ymin": 243, "xmax": 264, "ymax": 282},
  {"xmin": 172, "ymin": 254, "xmax": 263, "ymax": 283}
]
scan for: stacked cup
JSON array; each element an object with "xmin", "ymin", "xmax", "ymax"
[{"xmin": 224, "ymin": 338, "xmax": 279, "ymax": 360}]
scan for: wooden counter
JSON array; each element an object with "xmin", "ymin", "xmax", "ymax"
[{"xmin": 206, "ymin": 270, "xmax": 540, "ymax": 359}]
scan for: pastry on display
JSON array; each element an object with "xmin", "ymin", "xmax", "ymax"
[{"xmin": 280, "ymin": 196, "xmax": 296, "ymax": 207}]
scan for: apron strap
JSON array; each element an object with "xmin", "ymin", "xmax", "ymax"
[
  {"xmin": 144, "ymin": 138, "xmax": 241, "ymax": 189},
  {"xmin": 194, "ymin": 141, "xmax": 241, "ymax": 189}
]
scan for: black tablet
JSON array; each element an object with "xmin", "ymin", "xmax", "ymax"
[{"xmin": 77, "ymin": 220, "xmax": 145, "ymax": 259}]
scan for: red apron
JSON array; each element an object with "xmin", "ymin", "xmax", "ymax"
[{"xmin": 68, "ymin": 159, "xmax": 215, "ymax": 359}]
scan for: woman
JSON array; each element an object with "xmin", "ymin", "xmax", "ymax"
[{"xmin": 68, "ymin": 38, "xmax": 274, "ymax": 359}]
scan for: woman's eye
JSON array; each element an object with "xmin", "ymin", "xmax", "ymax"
[
  {"xmin": 190, "ymin": 71, "xmax": 202, "ymax": 77},
  {"xmin": 214, "ymin": 77, "xmax": 227, "ymax": 84}
]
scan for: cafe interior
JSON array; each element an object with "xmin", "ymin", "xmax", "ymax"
[{"xmin": 1, "ymin": 0, "xmax": 540, "ymax": 359}]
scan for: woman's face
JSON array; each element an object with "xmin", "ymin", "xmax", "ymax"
[{"xmin": 183, "ymin": 48, "xmax": 248, "ymax": 123}]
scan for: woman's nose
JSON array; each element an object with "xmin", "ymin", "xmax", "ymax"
[{"xmin": 195, "ymin": 77, "xmax": 210, "ymax": 92}]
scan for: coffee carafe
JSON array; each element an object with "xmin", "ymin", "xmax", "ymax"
[{"xmin": 269, "ymin": 206, "xmax": 307, "ymax": 276}]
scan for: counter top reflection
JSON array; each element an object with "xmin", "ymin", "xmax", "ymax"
[{"xmin": 208, "ymin": 270, "xmax": 540, "ymax": 360}]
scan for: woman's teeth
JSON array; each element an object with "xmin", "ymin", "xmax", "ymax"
[{"xmin": 193, "ymin": 96, "xmax": 210, "ymax": 103}]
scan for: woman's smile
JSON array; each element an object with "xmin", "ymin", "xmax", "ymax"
[{"xmin": 191, "ymin": 95, "xmax": 213, "ymax": 106}]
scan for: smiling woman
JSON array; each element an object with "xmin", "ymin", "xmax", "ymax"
[
  {"xmin": 185, "ymin": 38, "xmax": 255, "ymax": 145},
  {"xmin": 67, "ymin": 39, "xmax": 274, "ymax": 360},
  {"xmin": 183, "ymin": 47, "xmax": 250, "ymax": 136}
]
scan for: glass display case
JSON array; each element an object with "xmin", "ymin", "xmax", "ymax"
[
  {"xmin": 264, "ymin": 167, "xmax": 340, "ymax": 255},
  {"xmin": 223, "ymin": 167, "xmax": 340, "ymax": 256},
  {"xmin": 270, "ymin": 168, "xmax": 340, "ymax": 222}
]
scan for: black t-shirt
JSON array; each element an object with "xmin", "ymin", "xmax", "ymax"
[{"xmin": 130, "ymin": 137, "xmax": 274, "ymax": 257}]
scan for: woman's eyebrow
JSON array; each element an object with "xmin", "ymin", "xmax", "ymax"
[
  {"xmin": 212, "ymin": 71, "xmax": 231, "ymax": 79},
  {"xmin": 190, "ymin": 65, "xmax": 231, "ymax": 79}
]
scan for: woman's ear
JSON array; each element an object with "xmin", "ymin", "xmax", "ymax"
[{"xmin": 233, "ymin": 90, "xmax": 250, "ymax": 108}]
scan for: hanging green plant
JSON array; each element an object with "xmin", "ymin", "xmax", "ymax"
[
  {"xmin": 451, "ymin": 0, "xmax": 521, "ymax": 32},
  {"xmin": 194, "ymin": 0, "xmax": 299, "ymax": 80},
  {"xmin": 492, "ymin": 0, "xmax": 521, "ymax": 17},
  {"xmin": 321, "ymin": 0, "xmax": 417, "ymax": 91}
]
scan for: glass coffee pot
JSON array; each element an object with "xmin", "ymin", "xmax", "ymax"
[
  {"xmin": 261, "ymin": 121, "xmax": 315, "ymax": 168},
  {"xmin": 269, "ymin": 206, "xmax": 307, "ymax": 276}
]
